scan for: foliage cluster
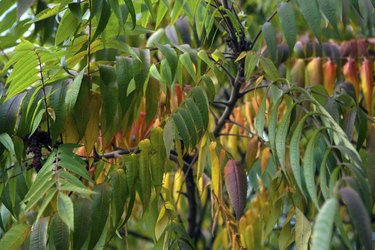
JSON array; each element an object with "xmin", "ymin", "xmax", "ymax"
[{"xmin": 0, "ymin": 0, "xmax": 374, "ymax": 249}]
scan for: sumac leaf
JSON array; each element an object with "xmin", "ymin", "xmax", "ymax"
[
  {"xmin": 224, "ymin": 160, "xmax": 247, "ymax": 219},
  {"xmin": 339, "ymin": 187, "xmax": 372, "ymax": 250}
]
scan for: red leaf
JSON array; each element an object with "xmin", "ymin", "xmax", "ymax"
[{"xmin": 224, "ymin": 160, "xmax": 247, "ymax": 219}]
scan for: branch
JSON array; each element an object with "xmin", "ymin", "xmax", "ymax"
[{"xmin": 35, "ymin": 50, "xmax": 50, "ymax": 138}]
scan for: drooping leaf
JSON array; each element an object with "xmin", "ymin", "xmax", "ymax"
[
  {"xmin": 295, "ymin": 208, "xmax": 312, "ymax": 250},
  {"xmin": 65, "ymin": 69, "xmax": 85, "ymax": 116},
  {"xmin": 296, "ymin": 0, "xmax": 321, "ymax": 39},
  {"xmin": 0, "ymin": 133, "xmax": 15, "ymax": 155},
  {"xmin": 224, "ymin": 160, "xmax": 247, "ymax": 219},
  {"xmin": 50, "ymin": 214, "xmax": 69, "ymax": 250},
  {"xmin": 245, "ymin": 52, "xmax": 259, "ymax": 81},
  {"xmin": 260, "ymin": 56, "xmax": 280, "ymax": 81},
  {"xmin": 317, "ymin": 0, "xmax": 338, "ymax": 31},
  {"xmin": 278, "ymin": 2, "xmax": 297, "ymax": 52},
  {"xmin": 29, "ymin": 217, "xmax": 49, "ymax": 250},
  {"xmin": 339, "ymin": 187, "xmax": 372, "ymax": 250},
  {"xmin": 262, "ymin": 22, "xmax": 277, "ymax": 61},
  {"xmin": 89, "ymin": 183, "xmax": 111, "ymax": 249},
  {"xmin": 311, "ymin": 198, "xmax": 337, "ymax": 250},
  {"xmin": 190, "ymin": 86, "xmax": 209, "ymax": 129},
  {"xmin": 124, "ymin": 0, "xmax": 136, "ymax": 29},
  {"xmin": 138, "ymin": 139, "xmax": 152, "ymax": 210},
  {"xmin": 57, "ymin": 193, "xmax": 74, "ymax": 231},
  {"xmin": 73, "ymin": 198, "xmax": 92, "ymax": 250},
  {"xmin": 0, "ymin": 223, "xmax": 31, "ymax": 250}
]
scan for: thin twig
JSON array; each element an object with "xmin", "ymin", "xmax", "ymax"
[{"xmin": 35, "ymin": 50, "xmax": 50, "ymax": 137}]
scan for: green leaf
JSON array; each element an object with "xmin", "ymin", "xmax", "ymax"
[
  {"xmin": 156, "ymin": 0, "xmax": 168, "ymax": 29},
  {"xmin": 89, "ymin": 183, "xmax": 111, "ymax": 249},
  {"xmin": 55, "ymin": 9, "xmax": 79, "ymax": 45},
  {"xmin": 124, "ymin": 0, "xmax": 136, "ymax": 29},
  {"xmin": 275, "ymin": 103, "xmax": 297, "ymax": 174},
  {"xmin": 296, "ymin": 0, "xmax": 321, "ymax": 39},
  {"xmin": 57, "ymin": 193, "xmax": 74, "ymax": 231},
  {"xmin": 190, "ymin": 87, "xmax": 209, "ymax": 130},
  {"xmin": 111, "ymin": 169, "xmax": 128, "ymax": 229},
  {"xmin": 0, "ymin": 133, "xmax": 15, "ymax": 155},
  {"xmin": 73, "ymin": 198, "xmax": 92, "ymax": 250},
  {"xmin": 65, "ymin": 69, "xmax": 85, "ymax": 114},
  {"xmin": 289, "ymin": 112, "xmax": 321, "ymax": 197},
  {"xmin": 184, "ymin": 98, "xmax": 205, "ymax": 137},
  {"xmin": 92, "ymin": 0, "xmax": 111, "ymax": 40},
  {"xmin": 179, "ymin": 53, "xmax": 196, "ymax": 81},
  {"xmin": 255, "ymin": 94, "xmax": 267, "ymax": 139},
  {"xmin": 30, "ymin": 108, "xmax": 45, "ymax": 135},
  {"xmin": 35, "ymin": 189, "xmax": 57, "ymax": 222},
  {"xmin": 304, "ymin": 127, "xmax": 326, "ymax": 208},
  {"xmin": 172, "ymin": 112, "xmax": 190, "ymax": 151},
  {"xmin": 0, "ymin": 93, "xmax": 26, "ymax": 134},
  {"xmin": 278, "ymin": 2, "xmax": 297, "ymax": 52},
  {"xmin": 295, "ymin": 208, "xmax": 312, "ymax": 250},
  {"xmin": 178, "ymin": 107, "xmax": 197, "ymax": 147},
  {"xmin": 339, "ymin": 187, "xmax": 372, "ymax": 250},
  {"xmin": 99, "ymin": 65, "xmax": 119, "ymax": 135},
  {"xmin": 157, "ymin": 44, "xmax": 178, "ymax": 78},
  {"xmin": 260, "ymin": 56, "xmax": 280, "ymax": 81},
  {"xmin": 317, "ymin": 0, "xmax": 338, "ymax": 31},
  {"xmin": 262, "ymin": 22, "xmax": 277, "ymax": 61},
  {"xmin": 29, "ymin": 217, "xmax": 49, "ymax": 250},
  {"xmin": 0, "ymin": 223, "xmax": 31, "ymax": 250},
  {"xmin": 311, "ymin": 198, "xmax": 337, "ymax": 250},
  {"xmin": 50, "ymin": 80, "xmax": 69, "ymax": 144},
  {"xmin": 58, "ymin": 149, "xmax": 90, "ymax": 181},
  {"xmin": 245, "ymin": 52, "xmax": 259, "ymax": 81},
  {"xmin": 163, "ymin": 121, "xmax": 174, "ymax": 158},
  {"xmin": 50, "ymin": 214, "xmax": 69, "ymax": 250}
]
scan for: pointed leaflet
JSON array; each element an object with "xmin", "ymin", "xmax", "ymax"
[
  {"xmin": 289, "ymin": 112, "xmax": 321, "ymax": 198},
  {"xmin": 245, "ymin": 52, "xmax": 259, "ymax": 82},
  {"xmin": 91, "ymin": 0, "xmax": 111, "ymax": 40},
  {"xmin": 278, "ymin": 2, "xmax": 297, "ymax": 52},
  {"xmin": 124, "ymin": 0, "xmax": 136, "ymax": 29},
  {"xmin": 89, "ymin": 183, "xmax": 111, "ymax": 249},
  {"xmin": 276, "ymin": 103, "xmax": 298, "ymax": 174},
  {"xmin": 0, "ymin": 93, "xmax": 26, "ymax": 134},
  {"xmin": 57, "ymin": 193, "xmax": 74, "ymax": 231},
  {"xmin": 0, "ymin": 223, "xmax": 31, "ymax": 250},
  {"xmin": 99, "ymin": 65, "xmax": 118, "ymax": 134},
  {"xmin": 65, "ymin": 68, "xmax": 85, "ymax": 114},
  {"xmin": 339, "ymin": 187, "xmax": 372, "ymax": 250},
  {"xmin": 150, "ymin": 128, "xmax": 166, "ymax": 190},
  {"xmin": 29, "ymin": 217, "xmax": 49, "ymax": 250},
  {"xmin": 58, "ymin": 147, "xmax": 90, "ymax": 181},
  {"xmin": 296, "ymin": 0, "xmax": 321, "ymax": 39},
  {"xmin": 190, "ymin": 87, "xmax": 209, "ymax": 129},
  {"xmin": 50, "ymin": 80, "xmax": 69, "ymax": 144},
  {"xmin": 73, "ymin": 198, "xmax": 91, "ymax": 250},
  {"xmin": 111, "ymin": 169, "xmax": 128, "ymax": 229},
  {"xmin": 0, "ymin": 133, "xmax": 15, "ymax": 155},
  {"xmin": 50, "ymin": 214, "xmax": 69, "ymax": 250},
  {"xmin": 209, "ymin": 141, "xmax": 221, "ymax": 198},
  {"xmin": 262, "ymin": 22, "xmax": 277, "ymax": 61},
  {"xmin": 178, "ymin": 107, "xmax": 197, "ymax": 147},
  {"xmin": 55, "ymin": 9, "xmax": 79, "ymax": 45},
  {"xmin": 255, "ymin": 94, "xmax": 267, "ymax": 140},
  {"xmin": 260, "ymin": 56, "xmax": 280, "ymax": 81},
  {"xmin": 138, "ymin": 139, "xmax": 152, "ymax": 211},
  {"xmin": 310, "ymin": 198, "xmax": 338, "ymax": 250},
  {"xmin": 179, "ymin": 53, "xmax": 196, "ymax": 81},
  {"xmin": 304, "ymin": 128, "xmax": 327, "ymax": 208},
  {"xmin": 184, "ymin": 98, "xmax": 205, "ymax": 137},
  {"xmin": 224, "ymin": 160, "xmax": 247, "ymax": 220},
  {"xmin": 172, "ymin": 112, "xmax": 190, "ymax": 151},
  {"xmin": 295, "ymin": 208, "xmax": 312, "ymax": 250},
  {"xmin": 317, "ymin": 0, "xmax": 338, "ymax": 31}
]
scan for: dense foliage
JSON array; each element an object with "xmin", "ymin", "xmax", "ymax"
[{"xmin": 0, "ymin": 0, "xmax": 374, "ymax": 249}]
